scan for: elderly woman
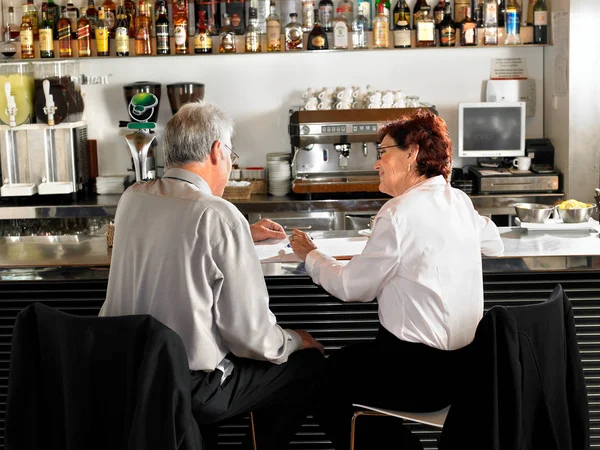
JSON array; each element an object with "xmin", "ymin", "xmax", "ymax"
[{"xmin": 289, "ymin": 110, "xmax": 504, "ymax": 450}]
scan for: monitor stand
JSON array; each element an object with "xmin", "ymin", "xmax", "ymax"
[{"xmin": 477, "ymin": 157, "xmax": 503, "ymax": 168}]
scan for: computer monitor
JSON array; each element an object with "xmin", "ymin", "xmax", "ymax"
[{"xmin": 458, "ymin": 102, "xmax": 526, "ymax": 158}]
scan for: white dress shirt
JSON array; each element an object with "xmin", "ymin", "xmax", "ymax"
[
  {"xmin": 100, "ymin": 168, "xmax": 301, "ymax": 371},
  {"xmin": 306, "ymin": 176, "xmax": 504, "ymax": 351}
]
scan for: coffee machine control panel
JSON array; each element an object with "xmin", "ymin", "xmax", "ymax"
[{"xmin": 300, "ymin": 123, "xmax": 379, "ymax": 136}]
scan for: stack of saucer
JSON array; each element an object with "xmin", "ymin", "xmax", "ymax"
[
  {"xmin": 96, "ymin": 176, "xmax": 127, "ymax": 194},
  {"xmin": 266, "ymin": 153, "xmax": 291, "ymax": 197}
]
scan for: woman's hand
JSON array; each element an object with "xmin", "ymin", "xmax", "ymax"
[{"xmin": 289, "ymin": 229, "xmax": 318, "ymax": 261}]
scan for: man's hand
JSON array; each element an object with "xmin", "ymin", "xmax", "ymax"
[
  {"xmin": 289, "ymin": 229, "xmax": 318, "ymax": 261},
  {"xmin": 294, "ymin": 329, "xmax": 325, "ymax": 355},
  {"xmin": 250, "ymin": 218, "xmax": 287, "ymax": 242}
]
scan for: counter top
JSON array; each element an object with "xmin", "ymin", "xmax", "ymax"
[
  {"xmin": 0, "ymin": 192, "xmax": 564, "ymax": 219},
  {"xmin": 1, "ymin": 228, "xmax": 599, "ymax": 280}
]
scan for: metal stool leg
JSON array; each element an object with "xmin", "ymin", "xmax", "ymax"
[
  {"xmin": 249, "ymin": 411, "xmax": 258, "ymax": 450},
  {"xmin": 350, "ymin": 410, "xmax": 388, "ymax": 450}
]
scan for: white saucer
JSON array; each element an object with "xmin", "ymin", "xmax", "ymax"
[{"xmin": 358, "ymin": 229, "xmax": 372, "ymax": 237}]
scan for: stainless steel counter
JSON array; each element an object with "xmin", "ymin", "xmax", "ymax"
[
  {"xmin": 1, "ymin": 227, "xmax": 599, "ymax": 278},
  {"xmin": 0, "ymin": 192, "xmax": 564, "ymax": 220}
]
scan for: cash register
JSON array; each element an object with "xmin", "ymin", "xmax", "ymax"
[{"xmin": 458, "ymin": 102, "xmax": 560, "ymax": 194}]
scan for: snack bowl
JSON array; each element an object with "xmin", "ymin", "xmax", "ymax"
[
  {"xmin": 513, "ymin": 203, "xmax": 554, "ymax": 223},
  {"xmin": 556, "ymin": 204, "xmax": 595, "ymax": 223}
]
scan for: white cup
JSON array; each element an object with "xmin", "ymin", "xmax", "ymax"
[
  {"xmin": 368, "ymin": 92, "xmax": 382, "ymax": 103},
  {"xmin": 304, "ymin": 97, "xmax": 318, "ymax": 110},
  {"xmin": 336, "ymin": 88, "xmax": 354, "ymax": 102},
  {"xmin": 301, "ymin": 88, "xmax": 317, "ymax": 99},
  {"xmin": 367, "ymin": 102, "xmax": 381, "ymax": 109},
  {"xmin": 317, "ymin": 88, "xmax": 335, "ymax": 100},
  {"xmin": 513, "ymin": 156, "xmax": 532, "ymax": 171},
  {"xmin": 317, "ymin": 101, "xmax": 333, "ymax": 110},
  {"xmin": 382, "ymin": 92, "xmax": 394, "ymax": 104},
  {"xmin": 335, "ymin": 101, "xmax": 351, "ymax": 110},
  {"xmin": 351, "ymin": 100, "xmax": 364, "ymax": 109}
]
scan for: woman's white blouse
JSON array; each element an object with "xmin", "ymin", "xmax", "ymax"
[{"xmin": 305, "ymin": 176, "xmax": 504, "ymax": 351}]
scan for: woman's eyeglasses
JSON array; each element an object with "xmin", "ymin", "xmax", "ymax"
[{"xmin": 376, "ymin": 144, "xmax": 397, "ymax": 160}]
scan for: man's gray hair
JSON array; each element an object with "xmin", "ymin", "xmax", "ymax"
[{"xmin": 163, "ymin": 100, "xmax": 234, "ymax": 168}]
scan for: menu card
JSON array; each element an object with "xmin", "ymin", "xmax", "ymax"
[{"xmin": 254, "ymin": 236, "xmax": 369, "ymax": 263}]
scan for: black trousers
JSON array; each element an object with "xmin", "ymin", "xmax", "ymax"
[
  {"xmin": 316, "ymin": 326, "xmax": 466, "ymax": 450},
  {"xmin": 190, "ymin": 348, "xmax": 325, "ymax": 450}
]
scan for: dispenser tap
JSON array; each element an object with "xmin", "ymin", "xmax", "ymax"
[
  {"xmin": 4, "ymin": 81, "xmax": 17, "ymax": 127},
  {"xmin": 42, "ymin": 79, "xmax": 57, "ymax": 126},
  {"xmin": 334, "ymin": 143, "xmax": 351, "ymax": 169}
]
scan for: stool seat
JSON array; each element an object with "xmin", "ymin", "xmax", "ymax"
[{"xmin": 352, "ymin": 403, "xmax": 449, "ymax": 428}]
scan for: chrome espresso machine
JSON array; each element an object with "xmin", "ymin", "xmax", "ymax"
[{"xmin": 289, "ymin": 108, "xmax": 424, "ymax": 194}]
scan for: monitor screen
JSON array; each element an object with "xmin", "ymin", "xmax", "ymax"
[{"xmin": 458, "ymin": 102, "xmax": 526, "ymax": 158}]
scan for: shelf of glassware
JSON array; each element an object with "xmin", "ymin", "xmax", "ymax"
[{"xmin": 0, "ymin": 27, "xmax": 549, "ymax": 61}]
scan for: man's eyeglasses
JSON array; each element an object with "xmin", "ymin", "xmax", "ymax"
[
  {"xmin": 223, "ymin": 144, "xmax": 239, "ymax": 165},
  {"xmin": 377, "ymin": 144, "xmax": 397, "ymax": 160}
]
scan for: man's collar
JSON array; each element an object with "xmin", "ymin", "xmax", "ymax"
[{"xmin": 163, "ymin": 168, "xmax": 212, "ymax": 194}]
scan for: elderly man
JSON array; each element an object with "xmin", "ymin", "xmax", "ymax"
[{"xmin": 100, "ymin": 101, "xmax": 325, "ymax": 450}]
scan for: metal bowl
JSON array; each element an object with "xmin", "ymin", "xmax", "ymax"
[
  {"xmin": 556, "ymin": 204, "xmax": 595, "ymax": 223},
  {"xmin": 513, "ymin": 203, "xmax": 555, "ymax": 223}
]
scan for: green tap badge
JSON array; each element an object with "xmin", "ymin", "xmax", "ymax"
[{"xmin": 127, "ymin": 92, "xmax": 158, "ymax": 130}]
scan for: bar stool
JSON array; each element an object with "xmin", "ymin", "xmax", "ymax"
[{"xmin": 349, "ymin": 404, "xmax": 448, "ymax": 450}]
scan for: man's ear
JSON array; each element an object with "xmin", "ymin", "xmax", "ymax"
[{"xmin": 209, "ymin": 141, "xmax": 221, "ymax": 165}]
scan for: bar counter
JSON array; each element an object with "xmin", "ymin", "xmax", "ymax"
[{"xmin": 0, "ymin": 228, "xmax": 598, "ymax": 450}]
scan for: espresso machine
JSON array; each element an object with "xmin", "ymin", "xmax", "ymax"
[{"xmin": 288, "ymin": 108, "xmax": 425, "ymax": 194}]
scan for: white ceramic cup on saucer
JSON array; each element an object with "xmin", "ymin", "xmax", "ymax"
[
  {"xmin": 317, "ymin": 88, "xmax": 335, "ymax": 101},
  {"xmin": 513, "ymin": 156, "xmax": 532, "ymax": 171},
  {"xmin": 335, "ymin": 101, "xmax": 351, "ymax": 110},
  {"xmin": 317, "ymin": 101, "xmax": 333, "ymax": 110},
  {"xmin": 301, "ymin": 88, "xmax": 318, "ymax": 99},
  {"xmin": 304, "ymin": 97, "xmax": 318, "ymax": 110}
]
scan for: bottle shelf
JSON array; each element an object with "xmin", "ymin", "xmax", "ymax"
[{"xmin": 5, "ymin": 26, "xmax": 549, "ymax": 62}]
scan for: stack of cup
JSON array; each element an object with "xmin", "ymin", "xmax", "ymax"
[{"xmin": 266, "ymin": 152, "xmax": 291, "ymax": 197}]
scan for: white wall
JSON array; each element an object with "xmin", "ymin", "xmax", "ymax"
[{"xmin": 78, "ymin": 46, "xmax": 545, "ymax": 176}]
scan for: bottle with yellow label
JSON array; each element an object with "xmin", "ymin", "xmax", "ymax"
[
  {"xmin": 95, "ymin": 7, "xmax": 110, "ymax": 55},
  {"xmin": 194, "ymin": 10, "xmax": 212, "ymax": 53},
  {"xmin": 20, "ymin": 15, "xmax": 35, "ymax": 59}
]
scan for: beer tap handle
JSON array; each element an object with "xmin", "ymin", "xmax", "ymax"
[{"xmin": 42, "ymin": 79, "xmax": 57, "ymax": 127}]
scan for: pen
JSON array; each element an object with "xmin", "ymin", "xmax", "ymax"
[{"xmin": 287, "ymin": 235, "xmax": 313, "ymax": 248}]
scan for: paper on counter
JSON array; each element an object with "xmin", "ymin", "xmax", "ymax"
[{"xmin": 254, "ymin": 236, "xmax": 369, "ymax": 263}]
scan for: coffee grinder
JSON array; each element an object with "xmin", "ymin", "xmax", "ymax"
[
  {"xmin": 166, "ymin": 82, "xmax": 204, "ymax": 114},
  {"xmin": 121, "ymin": 82, "xmax": 161, "ymax": 182}
]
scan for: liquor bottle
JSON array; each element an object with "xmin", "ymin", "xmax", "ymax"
[
  {"xmin": 474, "ymin": 0, "xmax": 484, "ymax": 28},
  {"xmin": 245, "ymin": 7, "xmax": 261, "ymax": 52},
  {"xmin": 124, "ymin": 0, "xmax": 137, "ymax": 36},
  {"xmin": 77, "ymin": 8, "xmax": 92, "ymax": 56},
  {"xmin": 266, "ymin": 2, "xmax": 281, "ymax": 52},
  {"xmin": 482, "ymin": 0, "xmax": 498, "ymax": 45},
  {"xmin": 318, "ymin": 0, "xmax": 333, "ymax": 32},
  {"xmin": 433, "ymin": 0, "xmax": 444, "ymax": 26},
  {"xmin": 301, "ymin": 0, "xmax": 315, "ymax": 32},
  {"xmin": 438, "ymin": 1, "xmax": 455, "ymax": 46},
  {"xmin": 155, "ymin": 0, "xmax": 170, "ymax": 54},
  {"xmin": 102, "ymin": 0, "xmax": 117, "ymax": 37},
  {"xmin": 412, "ymin": 0, "xmax": 430, "ymax": 28},
  {"xmin": 285, "ymin": 13, "xmax": 303, "ymax": 50},
  {"xmin": 393, "ymin": 18, "xmax": 410, "ymax": 47},
  {"xmin": 57, "ymin": 7, "xmax": 73, "ymax": 56},
  {"xmin": 135, "ymin": 0, "xmax": 152, "ymax": 54},
  {"xmin": 173, "ymin": 0, "xmax": 189, "ymax": 54},
  {"xmin": 194, "ymin": 9, "xmax": 212, "ymax": 52},
  {"xmin": 357, "ymin": 0, "xmax": 371, "ymax": 29},
  {"xmin": 226, "ymin": 0, "xmax": 246, "ymax": 34},
  {"xmin": 416, "ymin": 7, "xmax": 434, "ymax": 47},
  {"xmin": 19, "ymin": 15, "xmax": 34, "ymax": 58},
  {"xmin": 24, "ymin": 0, "xmax": 39, "ymax": 39},
  {"xmin": 40, "ymin": 9, "xmax": 55, "ymax": 58},
  {"xmin": 332, "ymin": 8, "xmax": 348, "ymax": 49},
  {"xmin": 338, "ymin": 0, "xmax": 353, "ymax": 27},
  {"xmin": 115, "ymin": 3, "xmax": 130, "ymax": 55},
  {"xmin": 374, "ymin": 0, "xmax": 390, "ymax": 29},
  {"xmin": 532, "ymin": 0, "xmax": 547, "ymax": 44},
  {"xmin": 219, "ymin": 14, "xmax": 236, "ymax": 53},
  {"xmin": 86, "ymin": 0, "xmax": 98, "ymax": 36},
  {"xmin": 497, "ymin": 0, "xmax": 505, "ymax": 27},
  {"xmin": 504, "ymin": 0, "xmax": 520, "ymax": 45},
  {"xmin": 95, "ymin": 7, "xmax": 110, "ymax": 54},
  {"xmin": 307, "ymin": 9, "xmax": 328, "ymax": 49},
  {"xmin": 66, "ymin": 1, "xmax": 79, "ymax": 38},
  {"xmin": 195, "ymin": 0, "xmax": 220, "ymax": 36},
  {"xmin": 5, "ymin": 3, "xmax": 20, "ymax": 41},
  {"xmin": 352, "ymin": 3, "xmax": 368, "ymax": 49},
  {"xmin": 47, "ymin": 0, "xmax": 60, "ymax": 38},
  {"xmin": 372, "ymin": 2, "xmax": 388, "ymax": 48},
  {"xmin": 460, "ymin": 6, "xmax": 477, "ymax": 46}
]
